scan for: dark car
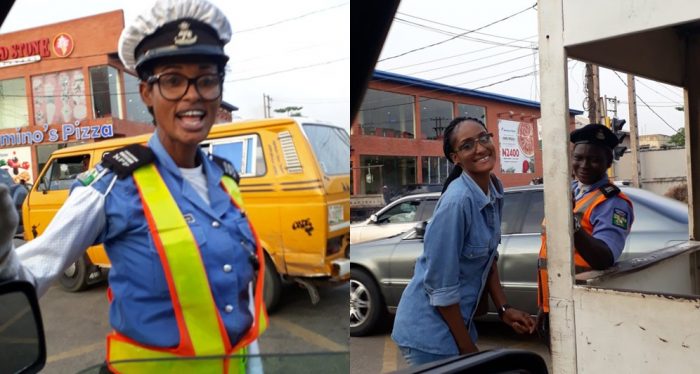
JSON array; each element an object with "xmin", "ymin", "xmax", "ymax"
[
  {"xmin": 350, "ymin": 185, "xmax": 689, "ymax": 336},
  {"xmin": 0, "ymin": 168, "xmax": 27, "ymax": 235}
]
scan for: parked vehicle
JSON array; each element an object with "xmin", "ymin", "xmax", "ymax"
[
  {"xmin": 0, "ymin": 168, "xmax": 28, "ymax": 235},
  {"xmin": 350, "ymin": 185, "xmax": 689, "ymax": 336},
  {"xmin": 350, "ymin": 192, "xmax": 439, "ymax": 244},
  {"xmin": 22, "ymin": 118, "xmax": 350, "ymax": 311}
]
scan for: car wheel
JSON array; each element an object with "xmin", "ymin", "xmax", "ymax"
[
  {"xmin": 60, "ymin": 254, "xmax": 89, "ymax": 292},
  {"xmin": 350, "ymin": 269, "xmax": 385, "ymax": 336},
  {"xmin": 263, "ymin": 254, "xmax": 282, "ymax": 313}
]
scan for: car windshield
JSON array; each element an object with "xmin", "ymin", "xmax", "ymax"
[
  {"xmin": 76, "ymin": 352, "xmax": 349, "ymax": 374},
  {"xmin": 302, "ymin": 123, "xmax": 350, "ymax": 175}
]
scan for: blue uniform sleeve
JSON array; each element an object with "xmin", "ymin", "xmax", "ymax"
[
  {"xmin": 422, "ymin": 197, "xmax": 470, "ymax": 307},
  {"xmin": 589, "ymin": 196, "xmax": 634, "ymax": 262}
]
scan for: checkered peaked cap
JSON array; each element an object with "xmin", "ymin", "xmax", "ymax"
[{"xmin": 118, "ymin": 0, "xmax": 232, "ymax": 75}]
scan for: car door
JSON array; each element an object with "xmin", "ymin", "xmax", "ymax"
[
  {"xmin": 386, "ymin": 230, "xmax": 425, "ymax": 310},
  {"xmin": 499, "ymin": 189, "xmax": 543, "ymax": 316}
]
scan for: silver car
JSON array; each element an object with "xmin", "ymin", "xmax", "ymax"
[
  {"xmin": 350, "ymin": 193, "xmax": 439, "ymax": 244},
  {"xmin": 349, "ymin": 185, "xmax": 689, "ymax": 336}
]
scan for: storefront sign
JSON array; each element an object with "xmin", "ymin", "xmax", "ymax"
[
  {"xmin": 0, "ymin": 38, "xmax": 51, "ymax": 61},
  {"xmin": 52, "ymin": 33, "xmax": 74, "ymax": 58},
  {"xmin": 0, "ymin": 122, "xmax": 114, "ymax": 147},
  {"xmin": 0, "ymin": 146, "xmax": 33, "ymax": 184},
  {"xmin": 498, "ymin": 119, "xmax": 535, "ymax": 174},
  {"xmin": 0, "ymin": 55, "xmax": 42, "ymax": 68}
]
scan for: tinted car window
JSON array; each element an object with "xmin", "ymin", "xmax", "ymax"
[
  {"xmin": 521, "ymin": 191, "xmax": 545, "ymax": 234},
  {"xmin": 378, "ymin": 200, "xmax": 420, "ymax": 223},
  {"xmin": 418, "ymin": 199, "xmax": 438, "ymax": 221},
  {"xmin": 502, "ymin": 191, "xmax": 528, "ymax": 234}
]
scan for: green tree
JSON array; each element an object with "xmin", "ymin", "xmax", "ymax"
[
  {"xmin": 669, "ymin": 128, "xmax": 685, "ymax": 147},
  {"xmin": 273, "ymin": 106, "xmax": 303, "ymax": 117}
]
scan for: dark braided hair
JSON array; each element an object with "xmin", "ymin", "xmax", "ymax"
[{"xmin": 441, "ymin": 116, "xmax": 488, "ymax": 193}]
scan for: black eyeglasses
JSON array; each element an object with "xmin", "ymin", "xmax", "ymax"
[
  {"xmin": 454, "ymin": 132, "xmax": 493, "ymax": 153},
  {"xmin": 147, "ymin": 72, "xmax": 224, "ymax": 101}
]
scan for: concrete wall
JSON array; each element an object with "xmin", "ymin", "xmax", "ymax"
[{"xmin": 613, "ymin": 147, "xmax": 687, "ymax": 196}]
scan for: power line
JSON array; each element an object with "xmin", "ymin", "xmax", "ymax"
[
  {"xmin": 236, "ymin": 2, "xmax": 348, "ymax": 33},
  {"xmin": 473, "ymin": 71, "xmax": 537, "ymax": 90},
  {"xmin": 426, "ymin": 52, "xmax": 534, "ymax": 81},
  {"xmin": 634, "ymin": 77, "xmax": 682, "ymax": 105},
  {"xmin": 394, "ymin": 17, "xmax": 535, "ymax": 50},
  {"xmin": 404, "ymin": 48, "xmax": 527, "ymax": 76},
  {"xmin": 384, "ymin": 34, "xmax": 537, "ymax": 71},
  {"xmin": 396, "ymin": 12, "xmax": 536, "ymax": 43},
  {"xmin": 613, "ymin": 71, "xmax": 679, "ymax": 133},
  {"xmin": 229, "ymin": 57, "xmax": 348, "ymax": 82},
  {"xmin": 379, "ymin": 3, "xmax": 537, "ymax": 62}
]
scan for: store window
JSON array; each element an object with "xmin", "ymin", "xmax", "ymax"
[
  {"xmin": 0, "ymin": 78, "xmax": 29, "ymax": 130},
  {"xmin": 359, "ymin": 155, "xmax": 416, "ymax": 196},
  {"xmin": 89, "ymin": 66, "xmax": 121, "ymax": 119},
  {"xmin": 421, "ymin": 156, "xmax": 453, "ymax": 184},
  {"xmin": 124, "ymin": 73, "xmax": 151, "ymax": 124},
  {"xmin": 358, "ymin": 89, "xmax": 415, "ymax": 138},
  {"xmin": 420, "ymin": 98, "xmax": 453, "ymax": 140},
  {"xmin": 457, "ymin": 103, "xmax": 486, "ymax": 125},
  {"xmin": 32, "ymin": 69, "xmax": 87, "ymax": 125}
]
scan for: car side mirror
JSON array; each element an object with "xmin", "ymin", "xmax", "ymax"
[
  {"xmin": 0, "ymin": 280, "xmax": 46, "ymax": 374},
  {"xmin": 369, "ymin": 214, "xmax": 378, "ymax": 223},
  {"xmin": 414, "ymin": 221, "xmax": 427, "ymax": 238}
]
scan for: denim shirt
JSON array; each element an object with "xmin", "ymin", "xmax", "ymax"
[
  {"xmin": 89, "ymin": 132, "xmax": 257, "ymax": 348},
  {"xmin": 392, "ymin": 172, "xmax": 503, "ymax": 355}
]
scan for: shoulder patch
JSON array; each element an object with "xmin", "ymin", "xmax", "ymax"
[
  {"xmin": 210, "ymin": 155, "xmax": 241, "ymax": 184},
  {"xmin": 599, "ymin": 183, "xmax": 620, "ymax": 198},
  {"xmin": 612, "ymin": 208, "xmax": 629, "ymax": 230},
  {"xmin": 101, "ymin": 144, "xmax": 154, "ymax": 179}
]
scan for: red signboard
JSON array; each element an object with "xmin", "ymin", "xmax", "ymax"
[
  {"xmin": 52, "ymin": 33, "xmax": 74, "ymax": 58},
  {"xmin": 0, "ymin": 39, "xmax": 50, "ymax": 61}
]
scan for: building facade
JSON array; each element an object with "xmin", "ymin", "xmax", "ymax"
[
  {"xmin": 351, "ymin": 70, "xmax": 581, "ymax": 197},
  {"xmin": 0, "ymin": 11, "xmax": 154, "ymax": 184}
]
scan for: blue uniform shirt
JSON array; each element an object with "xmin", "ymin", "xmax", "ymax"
[
  {"xmin": 85, "ymin": 132, "xmax": 256, "ymax": 348},
  {"xmin": 392, "ymin": 172, "xmax": 502, "ymax": 355},
  {"xmin": 572, "ymin": 176, "xmax": 634, "ymax": 262}
]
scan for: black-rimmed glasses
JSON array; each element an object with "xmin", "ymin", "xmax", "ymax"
[
  {"xmin": 147, "ymin": 72, "xmax": 224, "ymax": 101},
  {"xmin": 454, "ymin": 132, "xmax": 494, "ymax": 153}
]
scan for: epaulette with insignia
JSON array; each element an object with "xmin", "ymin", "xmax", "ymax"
[
  {"xmin": 102, "ymin": 144, "xmax": 155, "ymax": 179},
  {"xmin": 599, "ymin": 183, "xmax": 620, "ymax": 198},
  {"xmin": 210, "ymin": 154, "xmax": 241, "ymax": 184}
]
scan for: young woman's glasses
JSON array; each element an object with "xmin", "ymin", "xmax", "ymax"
[
  {"xmin": 454, "ymin": 132, "xmax": 494, "ymax": 153},
  {"xmin": 147, "ymin": 73, "xmax": 224, "ymax": 101}
]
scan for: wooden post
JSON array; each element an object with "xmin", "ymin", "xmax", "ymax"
[{"xmin": 627, "ymin": 75, "xmax": 642, "ymax": 188}]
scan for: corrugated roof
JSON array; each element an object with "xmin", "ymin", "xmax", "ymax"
[{"xmin": 373, "ymin": 70, "xmax": 584, "ymax": 115}]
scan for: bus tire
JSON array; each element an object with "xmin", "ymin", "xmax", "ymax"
[
  {"xmin": 264, "ymin": 254, "xmax": 282, "ymax": 313},
  {"xmin": 60, "ymin": 254, "xmax": 90, "ymax": 292}
]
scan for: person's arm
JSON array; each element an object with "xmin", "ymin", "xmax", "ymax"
[
  {"xmin": 572, "ymin": 228, "xmax": 614, "ymax": 270},
  {"xmin": 485, "ymin": 260, "xmax": 535, "ymax": 334},
  {"xmin": 0, "ymin": 185, "xmax": 106, "ymax": 296},
  {"xmin": 436, "ymin": 305, "xmax": 478, "ymax": 354}
]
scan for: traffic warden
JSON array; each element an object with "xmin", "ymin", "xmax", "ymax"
[
  {"xmin": 537, "ymin": 123, "xmax": 634, "ymax": 341},
  {"xmin": 0, "ymin": 0, "xmax": 267, "ymax": 372}
]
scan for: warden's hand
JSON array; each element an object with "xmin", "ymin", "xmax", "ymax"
[
  {"xmin": 0, "ymin": 184, "xmax": 19, "ymax": 246},
  {"xmin": 503, "ymin": 307, "xmax": 536, "ymax": 334}
]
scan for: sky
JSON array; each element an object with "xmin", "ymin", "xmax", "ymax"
[
  {"xmin": 0, "ymin": 0, "xmax": 349, "ymax": 130},
  {"xmin": 375, "ymin": 0, "xmax": 685, "ymax": 136}
]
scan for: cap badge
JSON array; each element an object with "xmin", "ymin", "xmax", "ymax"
[
  {"xmin": 596, "ymin": 130, "xmax": 605, "ymax": 140},
  {"xmin": 174, "ymin": 22, "xmax": 198, "ymax": 46}
]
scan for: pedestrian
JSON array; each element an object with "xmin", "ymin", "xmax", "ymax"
[
  {"xmin": 0, "ymin": 0, "xmax": 267, "ymax": 372},
  {"xmin": 392, "ymin": 117, "xmax": 535, "ymax": 366},
  {"xmin": 536, "ymin": 123, "xmax": 635, "ymax": 344}
]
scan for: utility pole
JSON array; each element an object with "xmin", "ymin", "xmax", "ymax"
[
  {"xmin": 585, "ymin": 63, "xmax": 601, "ymax": 124},
  {"xmin": 627, "ymin": 74, "xmax": 642, "ymax": 188},
  {"xmin": 263, "ymin": 94, "xmax": 273, "ymax": 118}
]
